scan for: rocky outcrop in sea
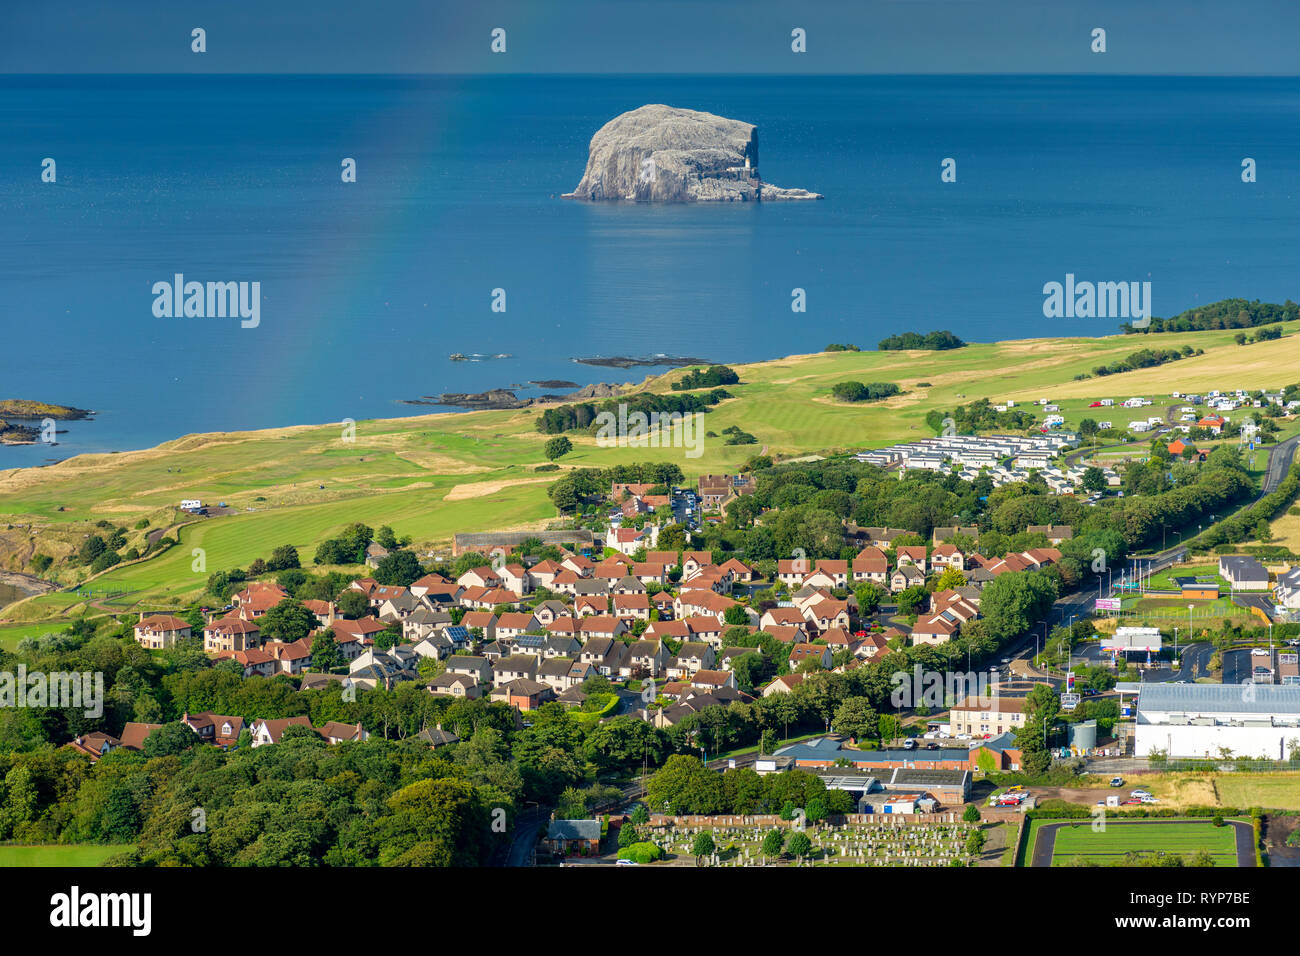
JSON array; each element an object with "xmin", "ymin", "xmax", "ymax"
[
  {"xmin": 563, "ymin": 104, "xmax": 822, "ymax": 203},
  {"xmin": 402, "ymin": 382, "xmax": 625, "ymax": 411}
]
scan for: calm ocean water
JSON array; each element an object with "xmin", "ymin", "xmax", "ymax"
[{"xmin": 2, "ymin": 74, "xmax": 1299, "ymax": 466}]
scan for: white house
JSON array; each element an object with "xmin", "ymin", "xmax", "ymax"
[{"xmin": 1275, "ymin": 567, "xmax": 1300, "ymax": 610}]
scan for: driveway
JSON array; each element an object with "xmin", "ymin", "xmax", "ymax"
[{"xmin": 1233, "ymin": 593, "xmax": 1276, "ymax": 621}]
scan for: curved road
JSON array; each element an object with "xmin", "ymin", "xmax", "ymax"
[
  {"xmin": 1260, "ymin": 435, "xmax": 1300, "ymax": 497},
  {"xmin": 1031, "ymin": 431, "xmax": 1300, "ymax": 655},
  {"xmin": 501, "ymin": 806, "xmax": 549, "ymax": 867}
]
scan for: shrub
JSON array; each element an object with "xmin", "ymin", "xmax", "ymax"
[
  {"xmin": 671, "ymin": 365, "xmax": 739, "ymax": 391},
  {"xmin": 90, "ymin": 551, "xmax": 122, "ymax": 573},
  {"xmin": 878, "ymin": 330, "xmax": 966, "ymax": 351},
  {"xmin": 617, "ymin": 842, "xmax": 664, "ymax": 864},
  {"xmin": 544, "ymin": 436, "xmax": 573, "ymax": 461},
  {"xmin": 830, "ymin": 381, "xmax": 902, "ymax": 403}
]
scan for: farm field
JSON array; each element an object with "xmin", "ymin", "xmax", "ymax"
[
  {"xmin": 0, "ymin": 844, "xmax": 123, "ymax": 867},
  {"xmin": 2, "ymin": 324, "xmax": 1298, "ymax": 620},
  {"xmin": 1041, "ymin": 819, "xmax": 1242, "ymax": 866},
  {"xmin": 1267, "ymin": 506, "xmax": 1300, "ymax": 551}
]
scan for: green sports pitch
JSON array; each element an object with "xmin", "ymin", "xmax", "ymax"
[{"xmin": 1040, "ymin": 820, "xmax": 1241, "ymax": 867}]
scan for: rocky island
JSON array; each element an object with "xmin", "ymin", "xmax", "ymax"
[
  {"xmin": 0, "ymin": 400, "xmax": 92, "ymax": 445},
  {"xmin": 563, "ymin": 104, "xmax": 822, "ymax": 203},
  {"xmin": 573, "ymin": 355, "xmax": 711, "ymax": 369},
  {"xmin": 403, "ymin": 381, "xmax": 625, "ymax": 411}
]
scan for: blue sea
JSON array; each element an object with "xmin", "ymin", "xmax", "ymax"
[{"xmin": 2, "ymin": 74, "xmax": 1299, "ymax": 467}]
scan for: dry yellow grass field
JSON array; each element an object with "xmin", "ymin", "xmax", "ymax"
[
  {"xmin": 1097, "ymin": 773, "xmax": 1300, "ymax": 811},
  {"xmin": 1267, "ymin": 508, "xmax": 1300, "ymax": 551}
]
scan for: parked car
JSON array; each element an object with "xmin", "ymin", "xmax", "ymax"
[
  {"xmin": 1140, "ymin": 795, "xmax": 1160, "ymax": 804},
  {"xmin": 1121, "ymin": 799, "xmax": 1143, "ymax": 806},
  {"xmin": 616, "ymin": 859, "xmax": 638, "ymax": 866},
  {"xmin": 1130, "ymin": 789, "xmax": 1151, "ymax": 799},
  {"xmin": 1109, "ymin": 776, "xmax": 1125, "ymax": 787}
]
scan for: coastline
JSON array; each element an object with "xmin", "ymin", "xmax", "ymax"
[{"xmin": 0, "ymin": 325, "xmax": 1266, "ymax": 479}]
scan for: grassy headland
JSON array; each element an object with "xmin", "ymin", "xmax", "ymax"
[{"xmin": 2, "ymin": 324, "xmax": 1299, "ymax": 617}]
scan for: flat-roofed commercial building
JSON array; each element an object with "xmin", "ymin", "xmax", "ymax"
[
  {"xmin": 1134, "ymin": 683, "xmax": 1300, "ymax": 760},
  {"xmin": 1101, "ymin": 627, "xmax": 1162, "ymax": 655}
]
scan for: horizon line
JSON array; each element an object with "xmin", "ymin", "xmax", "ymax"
[{"xmin": 4, "ymin": 71, "xmax": 1300, "ymax": 79}]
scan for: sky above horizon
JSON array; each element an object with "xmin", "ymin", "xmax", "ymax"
[{"xmin": 3, "ymin": 0, "xmax": 1298, "ymax": 74}]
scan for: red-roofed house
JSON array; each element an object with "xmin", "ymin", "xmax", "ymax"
[
  {"xmin": 930, "ymin": 543, "xmax": 966, "ymax": 571},
  {"xmin": 1198, "ymin": 414, "xmax": 1226, "ymax": 435},
  {"xmin": 852, "ymin": 547, "xmax": 889, "ymax": 585},
  {"xmin": 895, "ymin": 546, "xmax": 927, "ymax": 572},
  {"xmin": 215, "ymin": 647, "xmax": 277, "ymax": 678},
  {"xmin": 204, "ymin": 616, "xmax": 261, "ymax": 653},
  {"xmin": 789, "ymin": 643, "xmax": 832, "ymax": 670},
  {"xmin": 134, "ymin": 615, "xmax": 192, "ymax": 649}
]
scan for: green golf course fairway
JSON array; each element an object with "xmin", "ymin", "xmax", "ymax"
[{"xmin": 2, "ymin": 324, "xmax": 1299, "ymax": 616}]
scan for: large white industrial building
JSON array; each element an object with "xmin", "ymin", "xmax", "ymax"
[{"xmin": 1134, "ymin": 683, "xmax": 1300, "ymax": 760}]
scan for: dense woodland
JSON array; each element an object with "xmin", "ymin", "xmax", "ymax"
[
  {"xmin": 877, "ymin": 330, "xmax": 967, "ymax": 351},
  {"xmin": 534, "ymin": 388, "xmax": 730, "ymax": 435},
  {"xmin": 1089, "ymin": 346, "xmax": 1201, "ymax": 377},
  {"xmin": 1122, "ymin": 297, "xmax": 1298, "ymax": 334}
]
